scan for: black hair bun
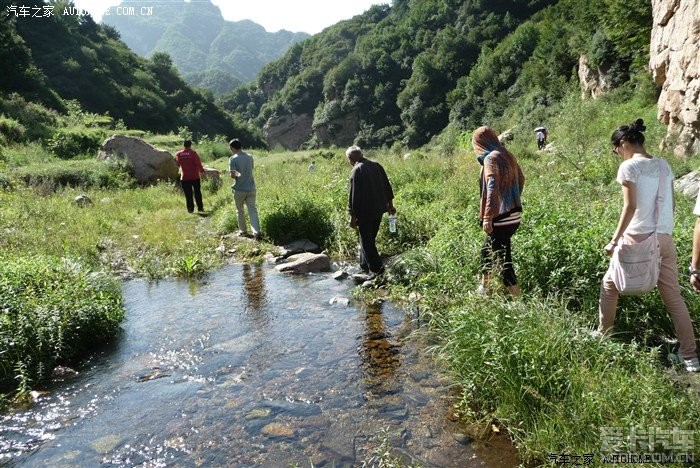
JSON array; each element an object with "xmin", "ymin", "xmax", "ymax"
[{"xmin": 630, "ymin": 118, "xmax": 646, "ymax": 132}]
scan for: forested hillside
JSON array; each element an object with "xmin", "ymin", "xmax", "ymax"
[
  {"xmin": 0, "ymin": 0, "xmax": 263, "ymax": 144},
  {"xmin": 103, "ymin": 0, "xmax": 309, "ymax": 95},
  {"xmin": 221, "ymin": 0, "xmax": 652, "ymax": 149}
]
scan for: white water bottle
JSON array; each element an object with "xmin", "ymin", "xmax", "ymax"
[{"xmin": 388, "ymin": 214, "xmax": 397, "ymax": 233}]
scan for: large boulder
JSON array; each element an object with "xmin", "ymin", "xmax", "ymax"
[
  {"xmin": 650, "ymin": 0, "xmax": 700, "ymax": 157},
  {"xmin": 97, "ymin": 135, "xmax": 178, "ymax": 184},
  {"xmin": 202, "ymin": 167, "xmax": 222, "ymax": 189},
  {"xmin": 275, "ymin": 252, "xmax": 331, "ymax": 274}
]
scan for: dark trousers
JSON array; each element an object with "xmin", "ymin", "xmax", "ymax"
[
  {"xmin": 358, "ymin": 215, "xmax": 384, "ymax": 274},
  {"xmin": 182, "ymin": 179, "xmax": 203, "ymax": 213},
  {"xmin": 480, "ymin": 222, "xmax": 520, "ymax": 286}
]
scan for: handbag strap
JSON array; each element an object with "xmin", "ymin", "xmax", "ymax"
[{"xmin": 653, "ymin": 158, "xmax": 667, "ymax": 230}]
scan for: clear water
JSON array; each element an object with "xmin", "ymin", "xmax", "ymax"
[{"xmin": 0, "ymin": 264, "xmax": 516, "ymax": 467}]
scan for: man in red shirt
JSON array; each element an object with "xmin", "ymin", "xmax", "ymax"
[{"xmin": 175, "ymin": 140, "xmax": 205, "ymax": 213}]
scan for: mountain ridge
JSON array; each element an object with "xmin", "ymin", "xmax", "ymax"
[{"xmin": 102, "ymin": 0, "xmax": 309, "ymax": 95}]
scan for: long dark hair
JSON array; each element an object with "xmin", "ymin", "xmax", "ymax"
[{"xmin": 611, "ymin": 118, "xmax": 646, "ymax": 146}]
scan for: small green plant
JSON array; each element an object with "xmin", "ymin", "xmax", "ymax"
[
  {"xmin": 361, "ymin": 427, "xmax": 413, "ymax": 468},
  {"xmin": 175, "ymin": 254, "xmax": 204, "ymax": 278}
]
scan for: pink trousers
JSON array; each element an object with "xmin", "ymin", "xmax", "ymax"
[{"xmin": 598, "ymin": 233, "xmax": 697, "ymax": 359}]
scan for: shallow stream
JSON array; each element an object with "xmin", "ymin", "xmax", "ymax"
[{"xmin": 0, "ymin": 264, "xmax": 517, "ymax": 466}]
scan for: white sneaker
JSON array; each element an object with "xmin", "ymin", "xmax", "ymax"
[{"xmin": 684, "ymin": 357, "xmax": 700, "ymax": 373}]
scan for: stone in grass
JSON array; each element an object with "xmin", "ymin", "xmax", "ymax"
[{"xmin": 73, "ymin": 194, "xmax": 93, "ymax": 206}]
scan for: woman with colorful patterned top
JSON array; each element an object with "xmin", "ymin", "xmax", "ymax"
[{"xmin": 472, "ymin": 126, "xmax": 525, "ymax": 296}]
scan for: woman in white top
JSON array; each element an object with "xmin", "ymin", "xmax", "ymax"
[
  {"xmin": 598, "ymin": 119, "xmax": 699, "ymax": 373},
  {"xmin": 691, "ymin": 189, "xmax": 700, "ymax": 292}
]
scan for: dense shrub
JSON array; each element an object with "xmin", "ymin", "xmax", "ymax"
[
  {"xmin": 0, "ymin": 115, "xmax": 27, "ymax": 143},
  {"xmin": 261, "ymin": 198, "xmax": 335, "ymax": 247},
  {"xmin": 0, "ymin": 173, "xmax": 12, "ymax": 191},
  {"xmin": 0, "ymin": 93, "xmax": 58, "ymax": 141},
  {"xmin": 0, "ymin": 255, "xmax": 124, "ymax": 390},
  {"xmin": 47, "ymin": 128, "xmax": 105, "ymax": 159}
]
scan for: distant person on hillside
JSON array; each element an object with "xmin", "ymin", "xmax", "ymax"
[
  {"xmin": 472, "ymin": 126, "xmax": 525, "ymax": 297},
  {"xmin": 535, "ymin": 127, "xmax": 547, "ymax": 150},
  {"xmin": 308, "ymin": 161, "xmax": 316, "ymax": 173},
  {"xmin": 690, "ymin": 187, "xmax": 700, "ymax": 292},
  {"xmin": 597, "ymin": 119, "xmax": 698, "ymax": 373},
  {"xmin": 346, "ymin": 145, "xmax": 395, "ymax": 280},
  {"xmin": 175, "ymin": 140, "xmax": 205, "ymax": 213},
  {"xmin": 229, "ymin": 138, "xmax": 261, "ymax": 240}
]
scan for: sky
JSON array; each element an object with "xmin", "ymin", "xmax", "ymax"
[{"xmin": 72, "ymin": 0, "xmax": 388, "ymax": 34}]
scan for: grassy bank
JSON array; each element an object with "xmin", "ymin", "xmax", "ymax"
[
  {"xmin": 0, "ymin": 255, "xmax": 123, "ymax": 394},
  {"xmin": 1, "ymin": 87, "xmax": 699, "ymax": 461}
]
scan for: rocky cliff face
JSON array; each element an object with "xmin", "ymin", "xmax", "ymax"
[
  {"xmin": 578, "ymin": 55, "xmax": 614, "ymax": 99},
  {"xmin": 263, "ymin": 114, "xmax": 314, "ymax": 150},
  {"xmin": 649, "ymin": 0, "xmax": 700, "ymax": 157},
  {"xmin": 313, "ymin": 111, "xmax": 359, "ymax": 148}
]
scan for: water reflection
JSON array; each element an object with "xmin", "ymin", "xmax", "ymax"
[
  {"xmin": 359, "ymin": 302, "xmax": 400, "ymax": 396},
  {"xmin": 242, "ymin": 264, "xmax": 267, "ymax": 312}
]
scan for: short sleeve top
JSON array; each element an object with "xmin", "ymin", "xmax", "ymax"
[{"xmin": 616, "ymin": 156, "xmax": 674, "ymax": 235}]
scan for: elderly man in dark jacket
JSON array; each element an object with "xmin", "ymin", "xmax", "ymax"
[{"xmin": 346, "ymin": 145, "xmax": 396, "ymax": 278}]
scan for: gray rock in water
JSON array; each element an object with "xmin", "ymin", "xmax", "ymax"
[
  {"xmin": 279, "ymin": 239, "xmax": 320, "ymax": 258},
  {"xmin": 351, "ymin": 272, "xmax": 371, "ymax": 283},
  {"xmin": 260, "ymin": 399, "xmax": 322, "ymax": 417},
  {"xmin": 332, "ymin": 270, "xmax": 348, "ymax": 280},
  {"xmin": 329, "ymin": 296, "xmax": 350, "ymax": 306},
  {"xmin": 51, "ymin": 365, "xmax": 79, "ymax": 380},
  {"xmin": 275, "ymin": 252, "xmax": 330, "ymax": 274},
  {"xmin": 451, "ymin": 432, "xmax": 472, "ymax": 445}
]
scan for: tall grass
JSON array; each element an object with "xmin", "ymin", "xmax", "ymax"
[
  {"xmin": 431, "ymin": 295, "xmax": 700, "ymax": 462},
  {"xmin": 0, "ymin": 255, "xmax": 123, "ymax": 391}
]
